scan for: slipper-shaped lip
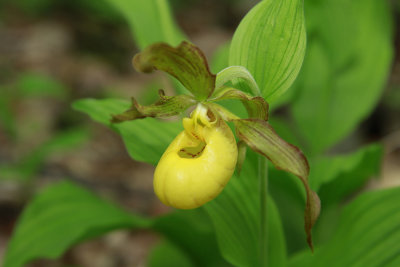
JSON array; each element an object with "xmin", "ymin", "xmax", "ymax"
[{"xmin": 154, "ymin": 105, "xmax": 238, "ymax": 209}]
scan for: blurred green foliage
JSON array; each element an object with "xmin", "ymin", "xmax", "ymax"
[
  {"xmin": 147, "ymin": 240, "xmax": 193, "ymax": 267},
  {"xmin": 290, "ymin": 186, "xmax": 400, "ymax": 267},
  {"xmin": 4, "ymin": 181, "xmax": 228, "ymax": 267},
  {"xmin": 0, "ymin": 128, "xmax": 90, "ymax": 181},
  {"xmin": 291, "ymin": 0, "xmax": 393, "ymax": 155},
  {"xmin": 3, "ymin": 181, "xmax": 151, "ymax": 267},
  {"xmin": 0, "ymin": 72, "xmax": 68, "ymax": 138},
  {"xmin": 0, "ymin": 73, "xmax": 90, "ymax": 182},
  {"xmin": 17, "ymin": 73, "xmax": 67, "ymax": 99},
  {"xmin": 6, "ymin": 0, "xmax": 120, "ymax": 21},
  {"xmin": 102, "ymin": 0, "xmax": 185, "ymax": 49}
]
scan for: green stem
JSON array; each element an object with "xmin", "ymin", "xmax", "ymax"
[{"xmin": 258, "ymin": 155, "xmax": 268, "ymax": 267}]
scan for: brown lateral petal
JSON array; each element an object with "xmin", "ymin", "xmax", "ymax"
[
  {"xmin": 210, "ymin": 87, "xmax": 269, "ymax": 120},
  {"xmin": 236, "ymin": 140, "xmax": 247, "ymax": 176},
  {"xmin": 234, "ymin": 118, "xmax": 320, "ymax": 250},
  {"xmin": 111, "ymin": 90, "xmax": 196, "ymax": 123}
]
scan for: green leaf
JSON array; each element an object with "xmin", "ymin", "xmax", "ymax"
[
  {"xmin": 72, "ymin": 98, "xmax": 182, "ymax": 165},
  {"xmin": 152, "ymin": 209, "xmax": 228, "ymax": 267},
  {"xmin": 291, "ymin": 0, "xmax": 393, "ymax": 154},
  {"xmin": 3, "ymin": 181, "xmax": 150, "ymax": 267},
  {"xmin": 204, "ymin": 151, "xmax": 287, "ymax": 267},
  {"xmin": 310, "ymin": 144, "xmax": 383, "ymax": 206},
  {"xmin": 133, "ymin": 42, "xmax": 216, "ymax": 100},
  {"xmin": 103, "ymin": 0, "xmax": 185, "ymax": 49},
  {"xmin": 229, "ymin": 0, "xmax": 306, "ymax": 102},
  {"xmin": 111, "ymin": 90, "xmax": 196, "ymax": 123},
  {"xmin": 233, "ymin": 118, "xmax": 320, "ymax": 249},
  {"xmin": 4, "ymin": 180, "xmax": 225, "ymax": 267},
  {"xmin": 291, "ymin": 144, "xmax": 383, "ymax": 251},
  {"xmin": 147, "ymin": 241, "xmax": 194, "ymax": 267},
  {"xmin": 215, "ymin": 66, "xmax": 261, "ymax": 96},
  {"xmin": 289, "ymin": 186, "xmax": 400, "ymax": 267},
  {"xmin": 268, "ymin": 168, "xmax": 308, "ymax": 254},
  {"xmin": 269, "ymin": 143, "xmax": 384, "ymax": 253},
  {"xmin": 210, "ymin": 87, "xmax": 268, "ymax": 120}
]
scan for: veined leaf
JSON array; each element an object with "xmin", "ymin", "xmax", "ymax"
[
  {"xmin": 308, "ymin": 143, "xmax": 384, "ymax": 248},
  {"xmin": 147, "ymin": 241, "xmax": 194, "ymax": 267},
  {"xmin": 268, "ymin": 167, "xmax": 308, "ymax": 254},
  {"xmin": 204, "ymin": 151, "xmax": 287, "ymax": 267},
  {"xmin": 215, "ymin": 66, "xmax": 261, "ymax": 96},
  {"xmin": 72, "ymin": 98, "xmax": 181, "ymax": 165},
  {"xmin": 290, "ymin": 186, "xmax": 400, "ymax": 267},
  {"xmin": 4, "ymin": 181, "xmax": 226, "ymax": 267},
  {"xmin": 152, "ymin": 209, "xmax": 227, "ymax": 266},
  {"xmin": 229, "ymin": 0, "xmax": 306, "ymax": 102},
  {"xmin": 3, "ymin": 181, "xmax": 150, "ymax": 267},
  {"xmin": 291, "ymin": 0, "xmax": 393, "ymax": 154},
  {"xmin": 103, "ymin": 0, "xmax": 185, "ymax": 49},
  {"xmin": 268, "ymin": 143, "xmax": 384, "ymax": 253},
  {"xmin": 311, "ymin": 143, "xmax": 383, "ymax": 206}
]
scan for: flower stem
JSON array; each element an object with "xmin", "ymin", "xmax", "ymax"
[{"xmin": 258, "ymin": 155, "xmax": 268, "ymax": 267}]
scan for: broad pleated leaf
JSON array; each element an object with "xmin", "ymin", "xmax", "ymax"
[
  {"xmin": 3, "ymin": 181, "xmax": 150, "ymax": 267},
  {"xmin": 307, "ymin": 144, "xmax": 383, "ymax": 248},
  {"xmin": 234, "ymin": 118, "xmax": 320, "ymax": 249},
  {"xmin": 147, "ymin": 241, "xmax": 194, "ymax": 267},
  {"xmin": 111, "ymin": 90, "xmax": 195, "ymax": 123},
  {"xmin": 290, "ymin": 186, "xmax": 400, "ymax": 267},
  {"xmin": 72, "ymin": 98, "xmax": 181, "ymax": 165},
  {"xmin": 267, "ymin": 142, "xmax": 384, "ymax": 253},
  {"xmin": 229, "ymin": 0, "xmax": 306, "ymax": 102},
  {"xmin": 133, "ymin": 42, "xmax": 216, "ymax": 100},
  {"xmin": 152, "ymin": 209, "xmax": 228, "ymax": 266},
  {"xmin": 268, "ymin": 167, "xmax": 310, "ymax": 254},
  {"xmin": 103, "ymin": 0, "xmax": 185, "ymax": 49},
  {"xmin": 291, "ymin": 0, "xmax": 393, "ymax": 155},
  {"xmin": 215, "ymin": 66, "xmax": 261, "ymax": 96},
  {"xmin": 310, "ymin": 143, "xmax": 383, "ymax": 205},
  {"xmin": 4, "ymin": 181, "xmax": 226, "ymax": 267},
  {"xmin": 204, "ymin": 151, "xmax": 287, "ymax": 267}
]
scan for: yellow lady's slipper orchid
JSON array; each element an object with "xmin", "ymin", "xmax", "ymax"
[
  {"xmin": 110, "ymin": 41, "xmax": 319, "ymax": 248},
  {"xmin": 154, "ymin": 104, "xmax": 238, "ymax": 209}
]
